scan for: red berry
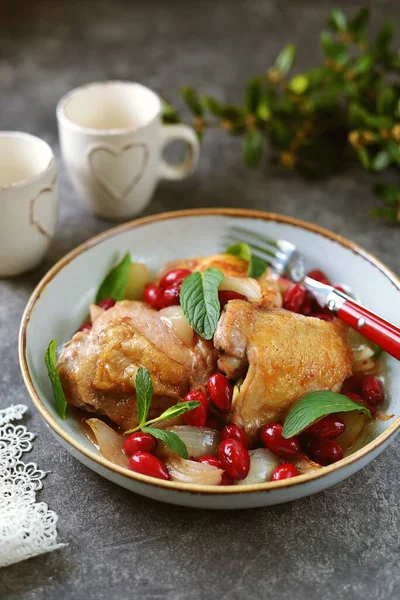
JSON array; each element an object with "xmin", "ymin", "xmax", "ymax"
[
  {"xmin": 182, "ymin": 389, "xmax": 208, "ymax": 427},
  {"xmin": 307, "ymin": 269, "xmax": 331, "ymax": 285},
  {"xmin": 78, "ymin": 321, "xmax": 92, "ymax": 332},
  {"xmin": 162, "ymin": 285, "xmax": 181, "ymax": 307},
  {"xmin": 220, "ymin": 472, "xmax": 233, "ymax": 485},
  {"xmin": 361, "ymin": 376, "xmax": 384, "ymax": 406},
  {"xmin": 220, "ymin": 424, "xmax": 248, "ymax": 449},
  {"xmin": 282, "ymin": 284, "xmax": 307, "ymax": 313},
  {"xmin": 206, "ymin": 417, "xmax": 220, "ymax": 430},
  {"xmin": 307, "ymin": 415, "xmax": 345, "ymax": 439},
  {"xmin": 206, "ymin": 373, "xmax": 233, "ymax": 412},
  {"xmin": 97, "ymin": 297, "xmax": 116, "ymax": 310},
  {"xmin": 341, "ymin": 376, "xmax": 363, "ymax": 395},
  {"xmin": 271, "ymin": 463, "xmax": 299, "ymax": 481},
  {"xmin": 128, "ymin": 452, "xmax": 170, "ymax": 480},
  {"xmin": 307, "ymin": 438, "xmax": 343, "ymax": 466},
  {"xmin": 159, "ymin": 269, "xmax": 191, "ymax": 290},
  {"xmin": 218, "ymin": 439, "xmax": 250, "ymax": 481},
  {"xmin": 123, "ymin": 432, "xmax": 157, "ymax": 456},
  {"xmin": 197, "ymin": 455, "xmax": 220, "ymax": 468},
  {"xmin": 260, "ymin": 423, "xmax": 300, "ymax": 457},
  {"xmin": 218, "ymin": 290, "xmax": 247, "ymax": 308},
  {"xmin": 299, "ymin": 294, "xmax": 313, "ymax": 316},
  {"xmin": 345, "ymin": 392, "xmax": 376, "ymax": 416},
  {"xmin": 310, "ymin": 312, "xmax": 334, "ymax": 321},
  {"xmin": 143, "ymin": 283, "xmax": 165, "ymax": 309}
]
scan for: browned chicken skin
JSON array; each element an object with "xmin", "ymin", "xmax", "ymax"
[
  {"xmin": 214, "ymin": 301, "xmax": 353, "ymax": 443},
  {"xmin": 57, "ymin": 301, "xmax": 217, "ymax": 430}
]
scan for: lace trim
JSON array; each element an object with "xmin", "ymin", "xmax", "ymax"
[{"xmin": 0, "ymin": 405, "xmax": 65, "ymax": 568}]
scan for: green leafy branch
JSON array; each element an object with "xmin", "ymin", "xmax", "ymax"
[{"xmin": 162, "ymin": 7, "xmax": 400, "ymax": 222}]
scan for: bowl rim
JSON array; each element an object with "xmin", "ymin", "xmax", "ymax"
[{"xmin": 19, "ymin": 208, "xmax": 400, "ymax": 496}]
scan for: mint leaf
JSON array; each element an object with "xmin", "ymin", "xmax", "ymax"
[
  {"xmin": 282, "ymin": 391, "xmax": 371, "ymax": 439},
  {"xmin": 226, "ymin": 242, "xmax": 268, "ymax": 278},
  {"xmin": 44, "ymin": 339, "xmax": 67, "ymax": 419},
  {"xmin": 95, "ymin": 253, "xmax": 131, "ymax": 303},
  {"xmin": 135, "ymin": 367, "xmax": 153, "ymax": 426},
  {"xmin": 275, "ymin": 44, "xmax": 296, "ymax": 76},
  {"xmin": 180, "ymin": 268, "xmax": 224, "ymax": 339},
  {"xmin": 142, "ymin": 427, "xmax": 189, "ymax": 459},
  {"xmin": 154, "ymin": 401, "xmax": 201, "ymax": 423}
]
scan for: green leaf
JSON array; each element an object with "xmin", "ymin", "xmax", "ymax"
[
  {"xmin": 161, "ymin": 99, "xmax": 180, "ymax": 124},
  {"xmin": 248, "ymin": 255, "xmax": 268, "ymax": 278},
  {"xmin": 329, "ymin": 8, "xmax": 348, "ymax": 32},
  {"xmin": 387, "ymin": 141, "xmax": 400, "ymax": 166},
  {"xmin": 275, "ymin": 44, "xmax": 296, "ymax": 76},
  {"xmin": 356, "ymin": 147, "xmax": 370, "ymax": 169},
  {"xmin": 95, "ymin": 253, "xmax": 131, "ymax": 303},
  {"xmin": 320, "ymin": 32, "xmax": 347, "ymax": 62},
  {"xmin": 282, "ymin": 391, "xmax": 371, "ymax": 439},
  {"xmin": 370, "ymin": 206, "xmax": 398, "ymax": 221},
  {"xmin": 135, "ymin": 367, "xmax": 153, "ymax": 426},
  {"xmin": 351, "ymin": 54, "xmax": 373, "ymax": 75},
  {"xmin": 371, "ymin": 149, "xmax": 391, "ymax": 171},
  {"xmin": 348, "ymin": 103, "xmax": 368, "ymax": 127},
  {"xmin": 243, "ymin": 129, "xmax": 263, "ymax": 167},
  {"xmin": 155, "ymin": 401, "xmax": 202, "ymax": 423},
  {"xmin": 44, "ymin": 339, "xmax": 67, "ymax": 419},
  {"xmin": 377, "ymin": 87, "xmax": 396, "ymax": 114},
  {"xmin": 142, "ymin": 427, "xmax": 189, "ymax": 459},
  {"xmin": 371, "ymin": 343, "xmax": 383, "ymax": 359},
  {"xmin": 349, "ymin": 8, "xmax": 369, "ymax": 35},
  {"xmin": 246, "ymin": 78, "xmax": 263, "ymax": 113},
  {"xmin": 182, "ymin": 86, "xmax": 203, "ymax": 116},
  {"xmin": 374, "ymin": 182, "xmax": 400, "ymax": 206},
  {"xmin": 289, "ymin": 74, "xmax": 309, "ymax": 95},
  {"xmin": 180, "ymin": 268, "xmax": 224, "ymax": 339},
  {"xmin": 376, "ymin": 22, "xmax": 394, "ymax": 52},
  {"xmin": 201, "ymin": 96, "xmax": 223, "ymax": 117},
  {"xmin": 256, "ymin": 100, "xmax": 271, "ymax": 122},
  {"xmin": 225, "ymin": 242, "xmax": 252, "ymax": 263}
]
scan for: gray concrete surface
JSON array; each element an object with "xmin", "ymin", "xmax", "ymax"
[{"xmin": 1, "ymin": 1, "xmax": 399, "ymax": 599}]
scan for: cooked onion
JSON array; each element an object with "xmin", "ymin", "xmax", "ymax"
[
  {"xmin": 125, "ymin": 262, "xmax": 151, "ymax": 300},
  {"xmin": 290, "ymin": 453, "xmax": 322, "ymax": 474},
  {"xmin": 166, "ymin": 456, "xmax": 222, "ymax": 485},
  {"xmin": 86, "ymin": 418, "xmax": 129, "ymax": 468},
  {"xmin": 159, "ymin": 306, "xmax": 194, "ymax": 346},
  {"xmin": 335, "ymin": 411, "xmax": 367, "ymax": 452},
  {"xmin": 159, "ymin": 426, "xmax": 219, "ymax": 458},
  {"xmin": 219, "ymin": 277, "xmax": 261, "ymax": 302},
  {"xmin": 234, "ymin": 448, "xmax": 280, "ymax": 485}
]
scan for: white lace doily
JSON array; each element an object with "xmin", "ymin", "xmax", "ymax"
[{"xmin": 0, "ymin": 405, "xmax": 65, "ymax": 568}]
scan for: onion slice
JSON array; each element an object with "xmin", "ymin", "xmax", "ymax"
[
  {"xmin": 166, "ymin": 456, "xmax": 223, "ymax": 485},
  {"xmin": 219, "ymin": 277, "xmax": 261, "ymax": 303},
  {"xmin": 159, "ymin": 306, "xmax": 194, "ymax": 346},
  {"xmin": 86, "ymin": 418, "xmax": 129, "ymax": 468},
  {"xmin": 335, "ymin": 411, "xmax": 368, "ymax": 453},
  {"xmin": 234, "ymin": 448, "xmax": 280, "ymax": 485},
  {"xmin": 289, "ymin": 452, "xmax": 322, "ymax": 474},
  {"xmin": 159, "ymin": 426, "xmax": 219, "ymax": 458}
]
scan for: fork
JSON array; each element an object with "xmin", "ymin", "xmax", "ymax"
[{"xmin": 226, "ymin": 226, "xmax": 400, "ymax": 361}]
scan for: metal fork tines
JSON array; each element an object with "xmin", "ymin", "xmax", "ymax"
[{"xmin": 224, "ymin": 225, "xmax": 304, "ymax": 279}]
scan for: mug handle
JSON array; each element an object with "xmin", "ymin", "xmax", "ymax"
[{"xmin": 158, "ymin": 124, "xmax": 200, "ymax": 180}]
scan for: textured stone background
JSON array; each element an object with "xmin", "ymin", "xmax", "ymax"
[{"xmin": 1, "ymin": 1, "xmax": 399, "ymax": 598}]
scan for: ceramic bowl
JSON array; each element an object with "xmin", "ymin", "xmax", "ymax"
[{"xmin": 19, "ymin": 209, "xmax": 400, "ymax": 509}]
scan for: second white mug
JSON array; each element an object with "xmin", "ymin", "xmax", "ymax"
[{"xmin": 57, "ymin": 81, "xmax": 200, "ymax": 220}]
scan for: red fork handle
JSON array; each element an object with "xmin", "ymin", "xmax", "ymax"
[{"xmin": 337, "ymin": 299, "xmax": 400, "ymax": 360}]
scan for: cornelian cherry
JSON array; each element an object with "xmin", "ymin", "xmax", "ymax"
[
  {"xmin": 220, "ymin": 472, "xmax": 233, "ymax": 485},
  {"xmin": 282, "ymin": 284, "xmax": 307, "ymax": 313},
  {"xmin": 310, "ymin": 313, "xmax": 334, "ymax": 321},
  {"xmin": 182, "ymin": 389, "xmax": 208, "ymax": 427},
  {"xmin": 159, "ymin": 269, "xmax": 191, "ymax": 290},
  {"xmin": 78, "ymin": 321, "xmax": 92, "ymax": 332},
  {"xmin": 307, "ymin": 269, "xmax": 331, "ymax": 285},
  {"xmin": 162, "ymin": 285, "xmax": 181, "ymax": 307},
  {"xmin": 218, "ymin": 290, "xmax": 247, "ymax": 308},
  {"xmin": 197, "ymin": 455, "xmax": 220, "ymax": 468},
  {"xmin": 143, "ymin": 283, "xmax": 165, "ymax": 309},
  {"xmin": 345, "ymin": 392, "xmax": 376, "ymax": 415},
  {"xmin": 361, "ymin": 376, "xmax": 384, "ymax": 406},
  {"xmin": 307, "ymin": 438, "xmax": 343, "ymax": 466},
  {"xmin": 123, "ymin": 432, "xmax": 156, "ymax": 456},
  {"xmin": 218, "ymin": 439, "xmax": 250, "ymax": 480},
  {"xmin": 271, "ymin": 463, "xmax": 299, "ymax": 481},
  {"xmin": 220, "ymin": 424, "xmax": 248, "ymax": 449},
  {"xmin": 206, "ymin": 373, "xmax": 233, "ymax": 412},
  {"xmin": 261, "ymin": 423, "xmax": 300, "ymax": 457},
  {"xmin": 97, "ymin": 297, "xmax": 116, "ymax": 310},
  {"xmin": 306, "ymin": 415, "xmax": 345, "ymax": 439},
  {"xmin": 129, "ymin": 452, "xmax": 170, "ymax": 480}
]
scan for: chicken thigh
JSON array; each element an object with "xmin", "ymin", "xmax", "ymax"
[{"xmin": 214, "ymin": 301, "xmax": 352, "ymax": 443}]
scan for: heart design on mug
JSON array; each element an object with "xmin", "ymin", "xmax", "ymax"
[
  {"xmin": 88, "ymin": 143, "xmax": 149, "ymax": 202},
  {"xmin": 29, "ymin": 176, "xmax": 57, "ymax": 239}
]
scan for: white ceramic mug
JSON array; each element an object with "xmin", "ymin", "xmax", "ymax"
[
  {"xmin": 0, "ymin": 132, "xmax": 58, "ymax": 278},
  {"xmin": 57, "ymin": 81, "xmax": 200, "ymax": 220}
]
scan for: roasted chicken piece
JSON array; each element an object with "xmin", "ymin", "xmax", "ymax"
[
  {"xmin": 57, "ymin": 301, "xmax": 217, "ymax": 430},
  {"xmin": 214, "ymin": 301, "xmax": 352, "ymax": 443}
]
